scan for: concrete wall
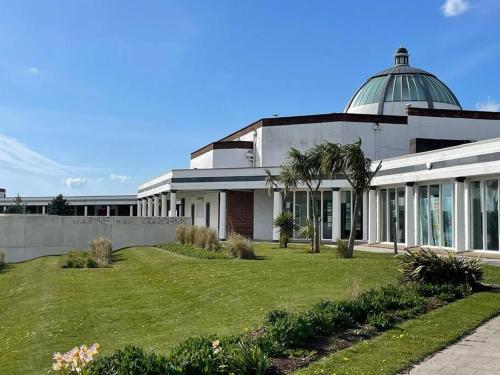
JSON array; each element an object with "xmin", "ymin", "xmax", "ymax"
[
  {"xmin": 0, "ymin": 215, "xmax": 188, "ymax": 263},
  {"xmin": 253, "ymin": 190, "xmax": 273, "ymax": 240}
]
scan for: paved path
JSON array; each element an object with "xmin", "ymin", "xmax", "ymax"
[{"xmin": 405, "ymin": 315, "xmax": 500, "ymax": 374}]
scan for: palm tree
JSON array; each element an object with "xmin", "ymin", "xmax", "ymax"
[
  {"xmin": 341, "ymin": 139, "xmax": 382, "ymax": 258},
  {"xmin": 281, "ymin": 148, "xmax": 324, "ymax": 253}
]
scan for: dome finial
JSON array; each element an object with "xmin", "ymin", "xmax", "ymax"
[{"xmin": 394, "ymin": 46, "xmax": 409, "ymax": 66}]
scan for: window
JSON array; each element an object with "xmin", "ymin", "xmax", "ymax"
[
  {"xmin": 486, "ymin": 180, "xmax": 499, "ymax": 250},
  {"xmin": 441, "ymin": 183, "xmax": 453, "ymax": 247},
  {"xmin": 379, "ymin": 188, "xmax": 405, "ymax": 244},
  {"xmin": 397, "ymin": 189, "xmax": 405, "ymax": 243},
  {"xmin": 205, "ymin": 202, "xmax": 210, "ymax": 228},
  {"xmin": 471, "ymin": 181, "xmax": 483, "ymax": 250},
  {"xmin": 322, "ymin": 192, "xmax": 332, "ymax": 240},
  {"xmin": 380, "ymin": 190, "xmax": 387, "ymax": 242},
  {"xmin": 418, "ymin": 186, "xmax": 429, "ymax": 245},
  {"xmin": 294, "ymin": 191, "xmax": 308, "ymax": 238},
  {"xmin": 190, "ymin": 204, "xmax": 195, "ymax": 226},
  {"xmin": 429, "ymin": 185, "xmax": 441, "ymax": 246},
  {"xmin": 341, "ymin": 191, "xmax": 352, "ymax": 239}
]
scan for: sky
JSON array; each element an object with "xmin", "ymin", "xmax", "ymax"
[{"xmin": 1, "ymin": 0, "xmax": 500, "ymax": 197}]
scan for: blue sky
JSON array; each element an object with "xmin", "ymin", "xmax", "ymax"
[{"xmin": 1, "ymin": 0, "xmax": 500, "ymax": 197}]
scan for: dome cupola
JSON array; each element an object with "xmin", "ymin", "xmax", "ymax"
[{"xmin": 344, "ymin": 47, "xmax": 461, "ymax": 116}]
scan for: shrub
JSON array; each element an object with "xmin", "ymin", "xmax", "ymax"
[
  {"xmin": 334, "ymin": 239, "xmax": 350, "ymax": 258},
  {"xmin": 158, "ymin": 244, "xmax": 231, "ymax": 259},
  {"xmin": 298, "ymin": 219, "xmax": 314, "ymax": 252},
  {"xmin": 60, "ymin": 251, "xmax": 97, "ymax": 269},
  {"xmin": 203, "ymin": 228, "xmax": 219, "ymax": 251},
  {"xmin": 185, "ymin": 226, "xmax": 197, "ymax": 246},
  {"xmin": 168, "ymin": 336, "xmax": 226, "ymax": 375},
  {"xmin": 176, "ymin": 224, "xmax": 188, "ymax": 245},
  {"xmin": 398, "ymin": 248, "xmax": 483, "ymax": 286},
  {"xmin": 260, "ymin": 310, "xmax": 315, "ymax": 355},
  {"xmin": 90, "ymin": 237, "xmax": 112, "ymax": 265},
  {"xmin": 367, "ymin": 312, "xmax": 394, "ymax": 331},
  {"xmin": 229, "ymin": 339, "xmax": 270, "ymax": 375},
  {"xmin": 0, "ymin": 250, "xmax": 5, "ymax": 269},
  {"xmin": 412, "ymin": 283, "xmax": 471, "ymax": 302},
  {"xmin": 273, "ymin": 211, "xmax": 295, "ymax": 248},
  {"xmin": 226, "ymin": 233, "xmax": 255, "ymax": 259},
  {"xmin": 306, "ymin": 300, "xmax": 355, "ymax": 334},
  {"xmin": 194, "ymin": 226, "xmax": 206, "ymax": 249},
  {"xmin": 87, "ymin": 345, "xmax": 177, "ymax": 375}
]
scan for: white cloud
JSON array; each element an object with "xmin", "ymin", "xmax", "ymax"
[
  {"xmin": 0, "ymin": 133, "xmax": 69, "ymax": 175},
  {"xmin": 441, "ymin": 0, "xmax": 470, "ymax": 17},
  {"xmin": 110, "ymin": 174, "xmax": 132, "ymax": 183},
  {"xmin": 64, "ymin": 177, "xmax": 87, "ymax": 189},
  {"xmin": 27, "ymin": 67, "xmax": 39, "ymax": 75},
  {"xmin": 476, "ymin": 97, "xmax": 500, "ymax": 112}
]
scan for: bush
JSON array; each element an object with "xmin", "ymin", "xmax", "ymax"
[
  {"xmin": 176, "ymin": 224, "xmax": 188, "ymax": 245},
  {"xmin": 159, "ymin": 244, "xmax": 231, "ymax": 259},
  {"xmin": 0, "ymin": 250, "xmax": 5, "ymax": 269},
  {"xmin": 177, "ymin": 225, "xmax": 219, "ymax": 251},
  {"xmin": 412, "ymin": 283, "xmax": 471, "ymax": 302},
  {"xmin": 398, "ymin": 248, "xmax": 483, "ymax": 286},
  {"xmin": 60, "ymin": 251, "xmax": 98, "ymax": 269},
  {"xmin": 367, "ymin": 312, "xmax": 394, "ymax": 331},
  {"xmin": 87, "ymin": 345, "xmax": 177, "ymax": 375},
  {"xmin": 226, "ymin": 233, "xmax": 255, "ymax": 259},
  {"xmin": 306, "ymin": 300, "xmax": 355, "ymax": 335},
  {"xmin": 273, "ymin": 211, "xmax": 295, "ymax": 248},
  {"xmin": 229, "ymin": 339, "xmax": 270, "ymax": 375},
  {"xmin": 260, "ymin": 310, "xmax": 315, "ymax": 355},
  {"xmin": 334, "ymin": 239, "xmax": 350, "ymax": 258},
  {"xmin": 168, "ymin": 336, "xmax": 226, "ymax": 375},
  {"xmin": 90, "ymin": 237, "xmax": 112, "ymax": 265}
]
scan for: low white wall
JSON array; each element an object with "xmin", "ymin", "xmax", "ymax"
[{"xmin": 0, "ymin": 214, "xmax": 188, "ymax": 263}]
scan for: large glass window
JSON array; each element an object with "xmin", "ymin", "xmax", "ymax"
[
  {"xmin": 429, "ymin": 185, "xmax": 441, "ymax": 246},
  {"xmin": 322, "ymin": 192, "xmax": 332, "ymax": 240},
  {"xmin": 284, "ymin": 193, "xmax": 293, "ymax": 213},
  {"xmin": 294, "ymin": 191, "xmax": 308, "ymax": 238},
  {"xmin": 397, "ymin": 189, "xmax": 405, "ymax": 243},
  {"xmin": 380, "ymin": 190, "xmax": 387, "ymax": 242},
  {"xmin": 486, "ymin": 180, "xmax": 499, "ymax": 251},
  {"xmin": 471, "ymin": 181, "xmax": 483, "ymax": 250},
  {"xmin": 441, "ymin": 183, "xmax": 453, "ymax": 247},
  {"xmin": 341, "ymin": 191, "xmax": 352, "ymax": 239},
  {"xmin": 418, "ymin": 186, "xmax": 429, "ymax": 245},
  {"xmin": 389, "ymin": 189, "xmax": 396, "ymax": 243}
]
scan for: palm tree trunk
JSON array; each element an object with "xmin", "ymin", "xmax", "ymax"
[{"xmin": 347, "ymin": 192, "xmax": 361, "ymax": 258}]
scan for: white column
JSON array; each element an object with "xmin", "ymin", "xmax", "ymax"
[
  {"xmin": 84, "ymin": 205, "xmax": 88, "ymax": 217},
  {"xmin": 106, "ymin": 205, "xmax": 111, "ymax": 216},
  {"xmin": 218, "ymin": 191, "xmax": 227, "ymax": 240},
  {"xmin": 332, "ymin": 189, "xmax": 341, "ymax": 242},
  {"xmin": 272, "ymin": 190, "xmax": 282, "ymax": 241},
  {"xmin": 362, "ymin": 191, "xmax": 369, "ymax": 241},
  {"xmin": 137, "ymin": 200, "xmax": 141, "ymax": 217},
  {"xmin": 405, "ymin": 183, "xmax": 415, "ymax": 248},
  {"xmin": 42, "ymin": 206, "xmax": 46, "ymax": 215},
  {"xmin": 368, "ymin": 188, "xmax": 377, "ymax": 244},
  {"xmin": 153, "ymin": 195, "xmax": 160, "ymax": 217},
  {"xmin": 169, "ymin": 191, "xmax": 177, "ymax": 217},
  {"xmin": 129, "ymin": 205, "xmax": 134, "ymax": 216},
  {"xmin": 142, "ymin": 199, "xmax": 147, "ymax": 217},
  {"xmin": 147, "ymin": 197, "xmax": 153, "ymax": 217},
  {"xmin": 454, "ymin": 178, "xmax": 465, "ymax": 252},
  {"xmin": 161, "ymin": 193, "xmax": 168, "ymax": 217}
]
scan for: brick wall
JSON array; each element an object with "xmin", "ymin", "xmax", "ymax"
[{"xmin": 226, "ymin": 190, "xmax": 254, "ymax": 238}]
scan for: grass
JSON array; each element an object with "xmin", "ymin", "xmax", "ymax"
[
  {"xmin": 1, "ymin": 243, "xmax": 499, "ymax": 374},
  {"xmin": 157, "ymin": 243, "xmax": 232, "ymax": 259},
  {"xmin": 0, "ymin": 243, "xmax": 397, "ymax": 374},
  {"xmin": 294, "ymin": 292, "xmax": 500, "ymax": 375}
]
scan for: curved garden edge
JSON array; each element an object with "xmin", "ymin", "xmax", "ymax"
[{"xmin": 292, "ymin": 291, "xmax": 500, "ymax": 375}]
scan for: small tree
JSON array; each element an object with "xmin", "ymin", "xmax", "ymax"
[
  {"xmin": 47, "ymin": 194, "xmax": 73, "ymax": 216},
  {"xmin": 281, "ymin": 148, "xmax": 324, "ymax": 253},
  {"xmin": 5, "ymin": 194, "xmax": 24, "ymax": 214},
  {"xmin": 265, "ymin": 169, "xmax": 293, "ymax": 248},
  {"xmin": 341, "ymin": 139, "xmax": 382, "ymax": 258},
  {"xmin": 272, "ymin": 211, "xmax": 295, "ymax": 248}
]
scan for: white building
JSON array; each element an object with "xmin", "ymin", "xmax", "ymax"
[
  {"xmin": 135, "ymin": 47, "xmax": 500, "ymax": 253},
  {"xmin": 3, "ymin": 47, "xmax": 500, "ymax": 252}
]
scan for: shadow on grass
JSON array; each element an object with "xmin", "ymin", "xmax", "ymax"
[
  {"xmin": 0, "ymin": 263, "xmax": 16, "ymax": 275},
  {"xmin": 111, "ymin": 252, "xmax": 127, "ymax": 264}
]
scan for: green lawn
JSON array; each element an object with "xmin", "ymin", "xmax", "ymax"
[
  {"xmin": 1, "ymin": 244, "xmax": 499, "ymax": 375},
  {"xmin": 0, "ymin": 243, "xmax": 398, "ymax": 374}
]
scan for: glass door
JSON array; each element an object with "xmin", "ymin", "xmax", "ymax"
[{"xmin": 322, "ymin": 192, "xmax": 333, "ymax": 240}]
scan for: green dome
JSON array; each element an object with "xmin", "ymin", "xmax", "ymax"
[{"xmin": 344, "ymin": 47, "xmax": 461, "ymax": 116}]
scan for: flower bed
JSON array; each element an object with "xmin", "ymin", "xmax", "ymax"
[{"xmin": 55, "ymin": 283, "xmax": 473, "ymax": 374}]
